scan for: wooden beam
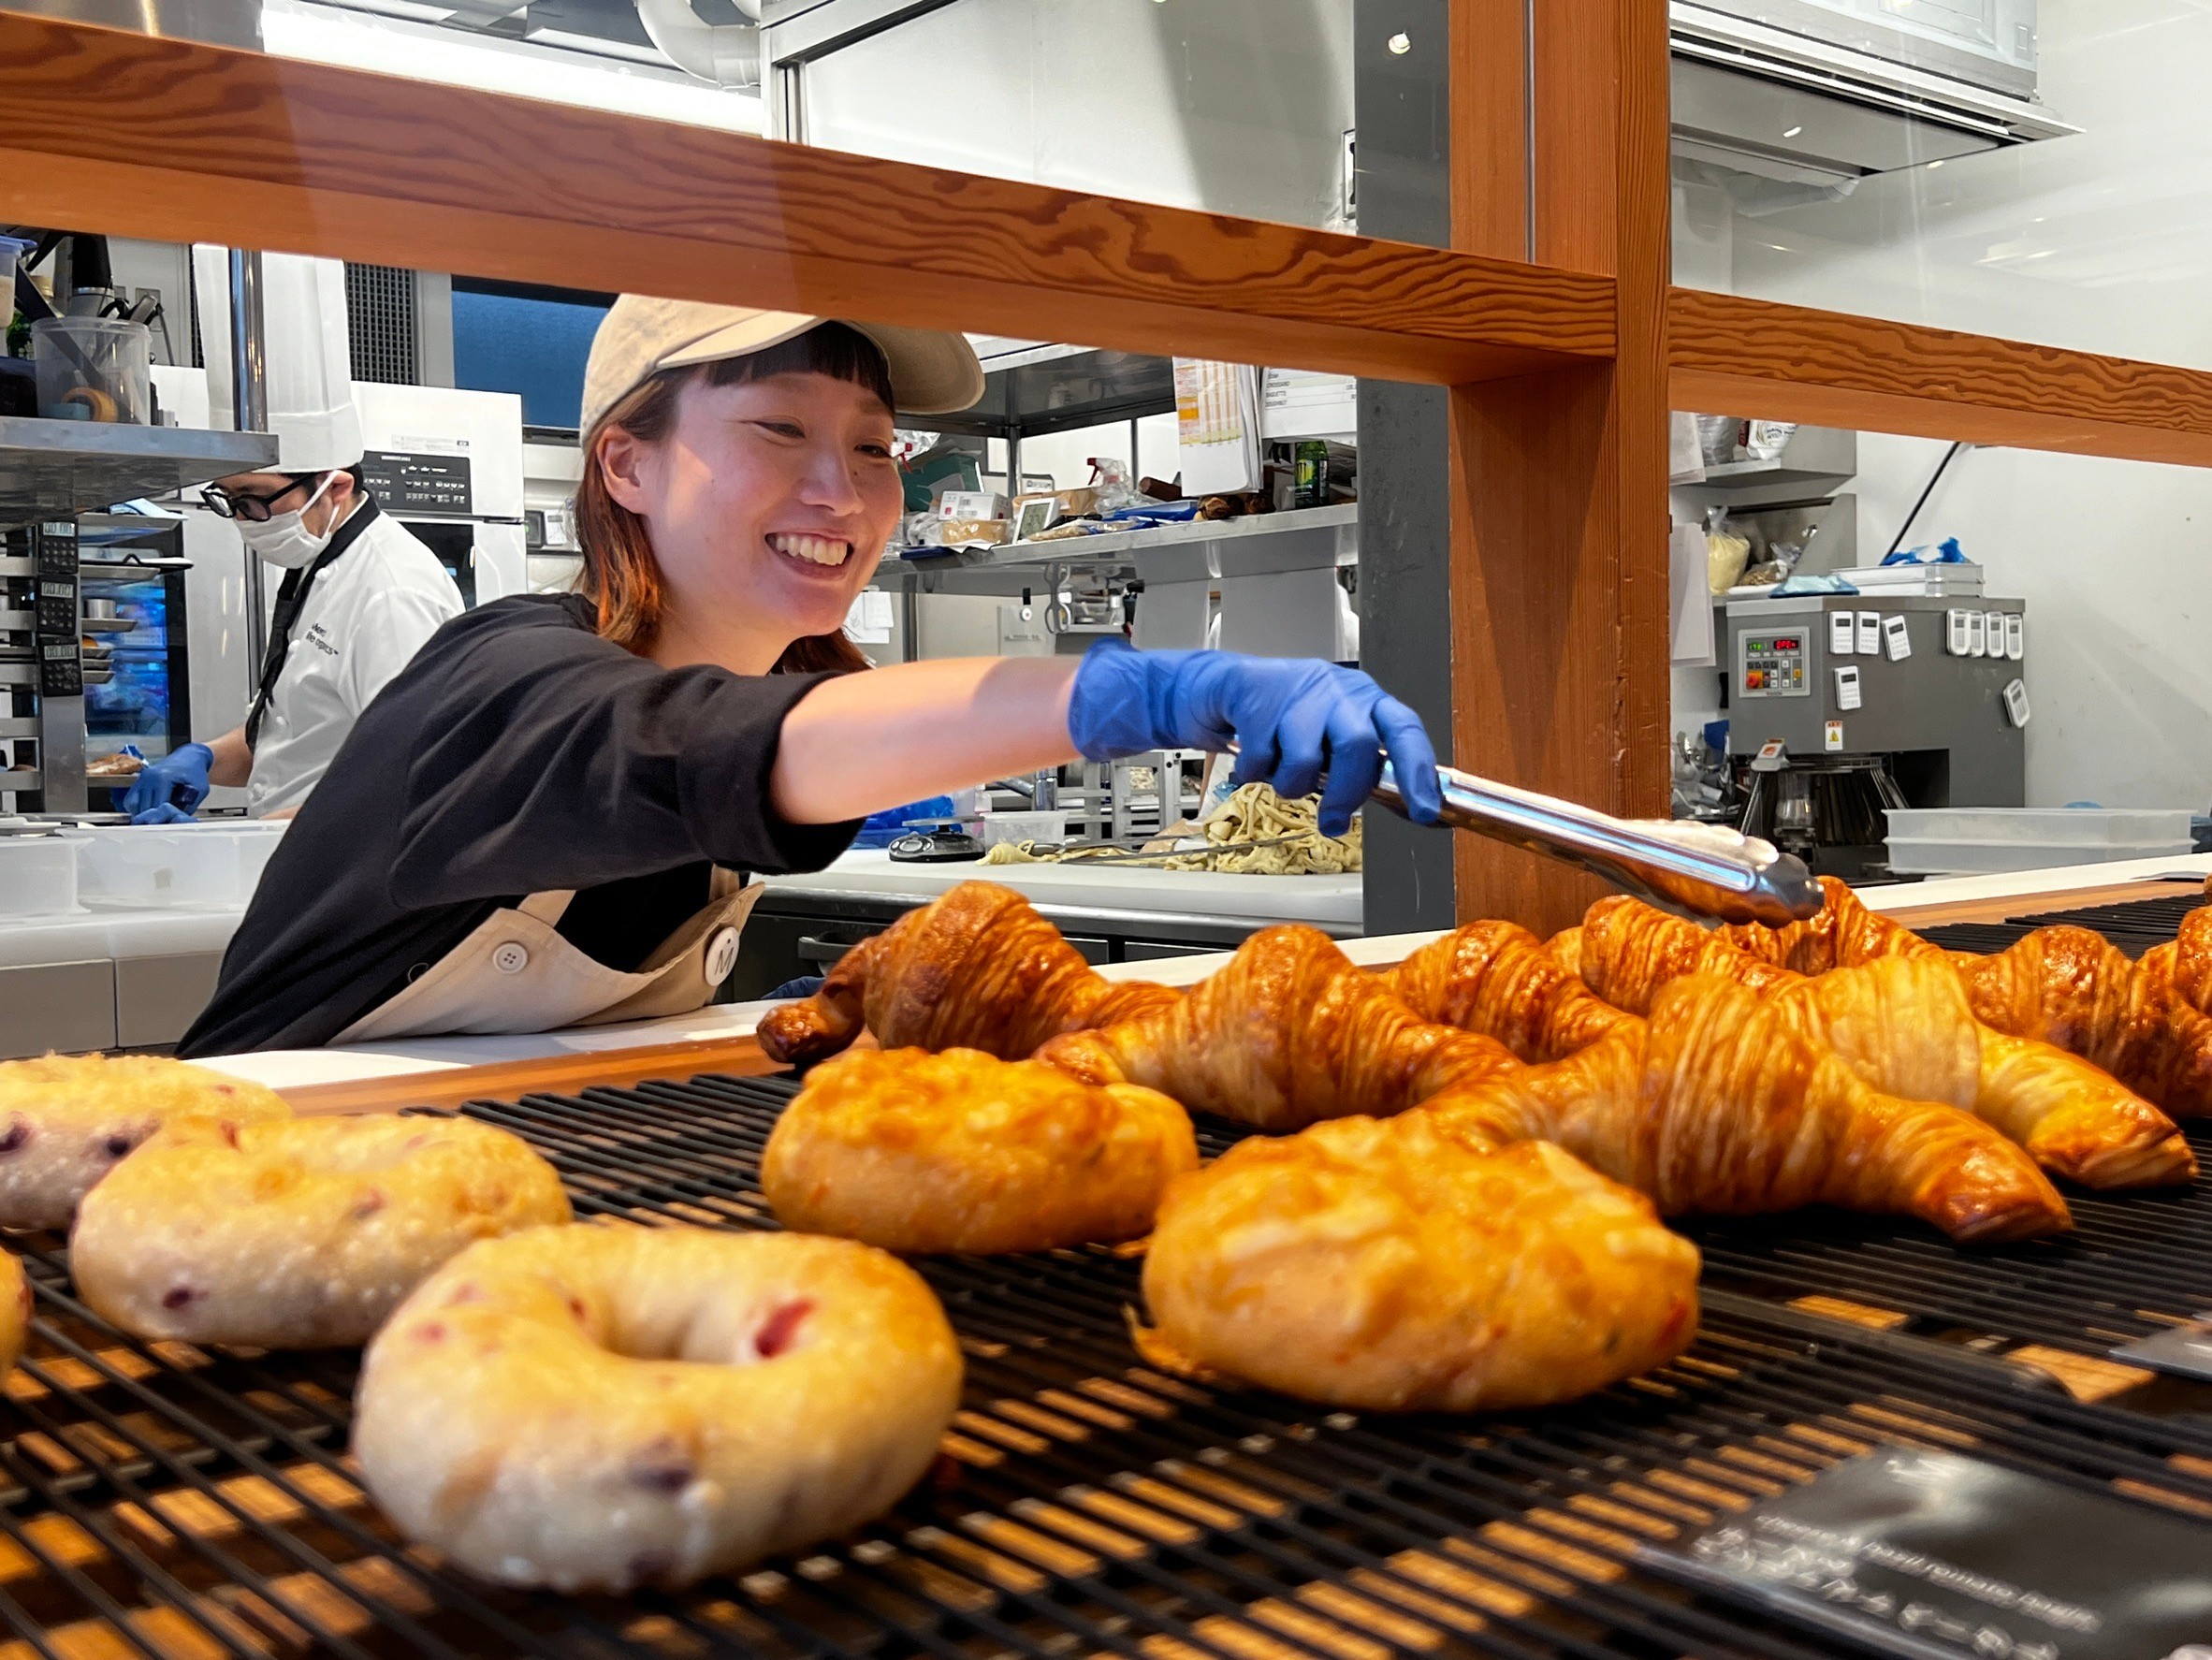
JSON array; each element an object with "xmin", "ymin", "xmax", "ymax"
[
  {"xmin": 1447, "ymin": 1, "xmax": 1673, "ymax": 936},
  {"xmin": 0, "ymin": 12, "xmax": 1616, "ymax": 387},
  {"xmin": 1671, "ymin": 288, "xmax": 2212, "ymax": 469}
]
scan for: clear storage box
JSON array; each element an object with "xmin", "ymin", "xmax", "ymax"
[
  {"xmin": 0, "ymin": 835, "xmax": 84, "ymax": 917},
  {"xmin": 1885, "ymin": 808, "xmax": 2195, "ymax": 876},
  {"xmin": 73, "ymin": 823, "xmax": 287, "ymax": 910},
  {"xmin": 979, "ymin": 810, "xmax": 1067, "ymax": 850},
  {"xmin": 31, "ymin": 317, "xmax": 152, "ymax": 424}
]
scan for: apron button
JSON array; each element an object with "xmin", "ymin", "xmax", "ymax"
[
  {"xmin": 705, "ymin": 925, "xmax": 740, "ymax": 987},
  {"xmin": 492, "ymin": 941, "xmax": 531, "ymax": 975}
]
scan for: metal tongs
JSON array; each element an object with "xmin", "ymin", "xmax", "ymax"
[{"xmin": 1371, "ymin": 761, "xmax": 1823, "ymax": 927}]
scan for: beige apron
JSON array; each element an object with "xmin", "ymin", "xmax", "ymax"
[{"xmin": 332, "ymin": 867, "xmax": 765, "ymax": 1043}]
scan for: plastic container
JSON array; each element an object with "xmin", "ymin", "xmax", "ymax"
[
  {"xmin": 73, "ymin": 822, "xmax": 287, "ymax": 910},
  {"xmin": 31, "ymin": 316, "xmax": 152, "ymax": 424},
  {"xmin": 1885, "ymin": 808, "xmax": 2195, "ymax": 876},
  {"xmin": 980, "ymin": 810, "xmax": 1067, "ymax": 850},
  {"xmin": 0, "ymin": 836, "xmax": 84, "ymax": 918}
]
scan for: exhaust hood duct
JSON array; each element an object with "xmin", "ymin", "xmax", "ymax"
[
  {"xmin": 1669, "ymin": 0, "xmax": 2074, "ymax": 187},
  {"xmin": 634, "ymin": 0, "xmax": 761, "ymax": 88}
]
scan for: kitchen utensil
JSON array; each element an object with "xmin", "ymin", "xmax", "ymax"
[{"xmin": 1371, "ymin": 761, "xmax": 1822, "ymax": 926}]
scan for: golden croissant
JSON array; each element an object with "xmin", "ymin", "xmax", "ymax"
[
  {"xmin": 1415, "ymin": 970, "xmax": 2071, "ymax": 1244},
  {"xmin": 2143, "ymin": 883, "xmax": 2212, "ymax": 1017},
  {"xmin": 1038, "ymin": 925, "xmax": 1521, "ymax": 1131},
  {"xmin": 1142, "ymin": 1113, "xmax": 1700, "ymax": 1412},
  {"xmin": 1571, "ymin": 896, "xmax": 2192, "ymax": 1188},
  {"xmin": 1727, "ymin": 877, "xmax": 2212, "ymax": 1119},
  {"xmin": 757, "ymin": 882, "xmax": 1179, "ymax": 1066}
]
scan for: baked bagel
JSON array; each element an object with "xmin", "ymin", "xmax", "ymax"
[
  {"xmin": 0, "ymin": 1054, "xmax": 289, "ymax": 1230},
  {"xmin": 763, "ymin": 1047, "xmax": 1199, "ymax": 1254},
  {"xmin": 1142, "ymin": 1114, "xmax": 1699, "ymax": 1412},
  {"xmin": 72, "ymin": 1114, "xmax": 570, "ymax": 1348},
  {"xmin": 353, "ymin": 1225, "xmax": 962, "ymax": 1592}
]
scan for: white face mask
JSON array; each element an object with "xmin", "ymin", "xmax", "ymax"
[{"xmin": 237, "ymin": 472, "xmax": 341, "ymax": 569}]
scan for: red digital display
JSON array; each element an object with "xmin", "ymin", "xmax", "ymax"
[{"xmin": 1770, "ymin": 637, "xmax": 1799, "ymax": 650}]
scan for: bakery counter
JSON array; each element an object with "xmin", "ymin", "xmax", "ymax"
[
  {"xmin": 0, "ymin": 903, "xmax": 245, "ymax": 1056},
  {"xmin": 197, "ymin": 852, "xmax": 2212, "ymax": 1117},
  {"xmin": 733, "ymin": 851, "xmax": 1361, "ymax": 998}
]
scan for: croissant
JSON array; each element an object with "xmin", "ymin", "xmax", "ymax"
[
  {"xmin": 1417, "ymin": 971, "xmax": 2072, "ymax": 1244},
  {"xmin": 2143, "ymin": 882, "xmax": 2212, "ymax": 1016},
  {"xmin": 1039, "ymin": 925, "xmax": 1521, "ymax": 1131},
  {"xmin": 1141, "ymin": 1114, "xmax": 1700, "ymax": 1412},
  {"xmin": 757, "ymin": 882, "xmax": 1179, "ymax": 1065},
  {"xmin": 1383, "ymin": 920, "xmax": 1638, "ymax": 1063},
  {"xmin": 1576, "ymin": 896, "xmax": 2192, "ymax": 1188},
  {"xmin": 1729, "ymin": 879, "xmax": 2212, "ymax": 1119}
]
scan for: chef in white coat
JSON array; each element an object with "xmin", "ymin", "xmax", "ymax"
[{"xmin": 123, "ymin": 256, "xmax": 462, "ymax": 823}]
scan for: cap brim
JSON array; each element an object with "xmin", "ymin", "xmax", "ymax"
[{"xmin": 662, "ymin": 313, "xmax": 982, "ymax": 417}]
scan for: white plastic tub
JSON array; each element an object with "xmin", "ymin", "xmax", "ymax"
[
  {"xmin": 979, "ymin": 809, "xmax": 1067, "ymax": 850},
  {"xmin": 1885, "ymin": 808, "xmax": 2194, "ymax": 876},
  {"xmin": 74, "ymin": 822, "xmax": 288, "ymax": 910},
  {"xmin": 0, "ymin": 836, "xmax": 84, "ymax": 917}
]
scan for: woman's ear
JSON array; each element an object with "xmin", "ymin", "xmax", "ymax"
[{"xmin": 596, "ymin": 427, "xmax": 656, "ymax": 516}]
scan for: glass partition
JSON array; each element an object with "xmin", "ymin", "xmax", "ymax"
[{"xmin": 1671, "ymin": 1, "xmax": 2212, "ymax": 370}]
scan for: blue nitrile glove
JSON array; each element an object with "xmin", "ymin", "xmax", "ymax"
[
  {"xmin": 120, "ymin": 742, "xmax": 213, "ymax": 821},
  {"xmin": 1067, "ymin": 639, "xmax": 1442, "ymax": 837},
  {"xmin": 130, "ymin": 803, "xmax": 198, "ymax": 825}
]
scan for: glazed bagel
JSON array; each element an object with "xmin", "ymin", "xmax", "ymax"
[
  {"xmin": 1142, "ymin": 1114, "xmax": 1700, "ymax": 1412},
  {"xmin": 72, "ymin": 1114, "xmax": 570, "ymax": 1348},
  {"xmin": 353, "ymin": 1225, "xmax": 962, "ymax": 1592},
  {"xmin": 763, "ymin": 1047, "xmax": 1199, "ymax": 1254},
  {"xmin": 0, "ymin": 1054, "xmax": 289, "ymax": 1230},
  {"xmin": 0, "ymin": 1251, "xmax": 29, "ymax": 1379}
]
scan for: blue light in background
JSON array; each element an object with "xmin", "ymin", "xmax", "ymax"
[{"xmin": 452, "ymin": 288, "xmax": 609, "ymax": 430}]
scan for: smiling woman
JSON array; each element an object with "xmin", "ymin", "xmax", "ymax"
[{"xmin": 175, "ymin": 298, "xmax": 1447, "ymax": 1057}]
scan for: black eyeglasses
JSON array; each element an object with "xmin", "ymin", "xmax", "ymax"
[{"xmin": 198, "ymin": 477, "xmax": 313, "ymax": 523}]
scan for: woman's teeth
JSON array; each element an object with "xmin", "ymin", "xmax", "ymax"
[{"xmin": 770, "ymin": 533, "xmax": 850, "ymax": 567}]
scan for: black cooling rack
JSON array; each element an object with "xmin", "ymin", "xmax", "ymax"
[
  {"xmin": 0, "ymin": 1070, "xmax": 2204, "ymax": 1660},
  {"xmin": 1916, "ymin": 888, "xmax": 2206, "ymax": 960}
]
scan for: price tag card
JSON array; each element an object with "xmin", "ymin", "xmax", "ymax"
[{"xmin": 1641, "ymin": 1449, "xmax": 2212, "ymax": 1660}]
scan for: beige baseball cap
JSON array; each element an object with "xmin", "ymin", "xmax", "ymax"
[{"xmin": 580, "ymin": 295, "xmax": 983, "ymax": 435}]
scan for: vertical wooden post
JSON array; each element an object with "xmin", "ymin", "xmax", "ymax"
[{"xmin": 1447, "ymin": 0, "xmax": 1672, "ymax": 935}]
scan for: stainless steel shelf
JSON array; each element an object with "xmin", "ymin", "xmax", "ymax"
[
  {"xmin": 0, "ymin": 418, "xmax": 278, "ymax": 528},
  {"xmin": 886, "ymin": 502, "xmax": 1358, "ymax": 597}
]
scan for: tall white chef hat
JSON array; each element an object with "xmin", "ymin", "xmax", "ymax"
[{"xmin": 193, "ymin": 248, "xmax": 366, "ymax": 473}]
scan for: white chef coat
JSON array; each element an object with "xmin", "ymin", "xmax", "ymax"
[{"xmin": 247, "ymin": 499, "xmax": 464, "ymax": 818}]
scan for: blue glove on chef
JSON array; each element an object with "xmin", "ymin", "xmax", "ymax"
[
  {"xmin": 1067, "ymin": 640, "xmax": 1442, "ymax": 837},
  {"xmin": 121, "ymin": 742, "xmax": 213, "ymax": 823}
]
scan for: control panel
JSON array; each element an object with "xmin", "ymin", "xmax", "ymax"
[{"xmin": 1736, "ymin": 629, "xmax": 1810, "ymax": 698}]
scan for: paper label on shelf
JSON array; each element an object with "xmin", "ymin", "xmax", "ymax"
[
  {"xmin": 1670, "ymin": 523, "xmax": 1716, "ymax": 667},
  {"xmin": 1173, "ymin": 358, "xmax": 1261, "ymax": 495},
  {"xmin": 1259, "ymin": 368, "xmax": 1357, "ymax": 442},
  {"xmin": 1826, "ymin": 721, "xmax": 1845, "ymax": 752},
  {"xmin": 1641, "ymin": 1449, "xmax": 2212, "ymax": 1660},
  {"xmin": 1834, "ymin": 665, "xmax": 1862, "ymax": 711},
  {"xmin": 1855, "ymin": 611, "xmax": 1881, "ymax": 655},
  {"xmin": 1882, "ymin": 615, "xmax": 1912, "ymax": 662}
]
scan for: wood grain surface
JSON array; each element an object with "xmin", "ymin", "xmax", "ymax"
[
  {"xmin": 1448, "ymin": 1, "xmax": 1674, "ymax": 937},
  {"xmin": 277, "ymin": 1034, "xmax": 779, "ymax": 1116},
  {"xmin": 0, "ymin": 12, "xmax": 1614, "ymax": 387},
  {"xmin": 1671, "ymin": 288, "xmax": 2212, "ymax": 468}
]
